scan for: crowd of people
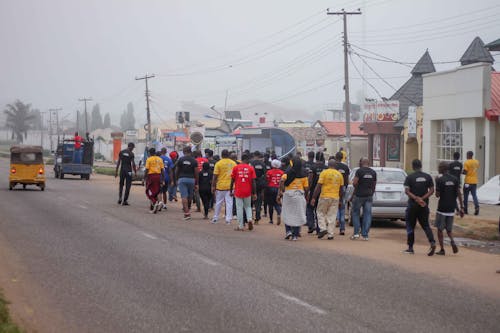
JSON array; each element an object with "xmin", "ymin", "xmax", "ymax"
[{"xmin": 115, "ymin": 143, "xmax": 482, "ymax": 256}]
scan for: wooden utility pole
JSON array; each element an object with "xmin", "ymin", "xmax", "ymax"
[
  {"xmin": 135, "ymin": 74, "xmax": 155, "ymax": 147},
  {"xmin": 327, "ymin": 8, "xmax": 361, "ymax": 167},
  {"xmin": 78, "ymin": 98, "xmax": 92, "ymax": 134}
]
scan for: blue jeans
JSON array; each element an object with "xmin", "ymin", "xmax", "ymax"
[
  {"xmin": 336, "ymin": 186, "xmax": 347, "ymax": 231},
  {"xmin": 168, "ymin": 184, "xmax": 177, "ymax": 201},
  {"xmin": 306, "ymin": 203, "xmax": 317, "ymax": 232},
  {"xmin": 285, "ymin": 225, "xmax": 300, "ymax": 237},
  {"xmin": 463, "ymin": 183, "xmax": 479, "ymax": 211},
  {"xmin": 351, "ymin": 195, "xmax": 373, "ymax": 237},
  {"xmin": 236, "ymin": 196, "xmax": 253, "ymax": 229},
  {"xmin": 177, "ymin": 178, "xmax": 195, "ymax": 199}
]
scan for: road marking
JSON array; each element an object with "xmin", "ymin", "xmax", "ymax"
[
  {"xmin": 141, "ymin": 232, "xmax": 158, "ymax": 240},
  {"xmin": 77, "ymin": 205, "xmax": 88, "ymax": 209},
  {"xmin": 191, "ymin": 253, "xmax": 219, "ymax": 266},
  {"xmin": 275, "ymin": 291, "xmax": 327, "ymax": 315}
]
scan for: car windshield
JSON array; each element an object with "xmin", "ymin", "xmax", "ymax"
[{"xmin": 376, "ymin": 170, "xmax": 406, "ymax": 184}]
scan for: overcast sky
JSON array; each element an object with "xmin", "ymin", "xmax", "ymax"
[{"xmin": 1, "ymin": 0, "xmax": 499, "ymax": 126}]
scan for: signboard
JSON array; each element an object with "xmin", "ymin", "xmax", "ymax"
[
  {"xmin": 176, "ymin": 111, "xmax": 190, "ymax": 124},
  {"xmin": 408, "ymin": 105, "xmax": 417, "ymax": 137},
  {"xmin": 215, "ymin": 136, "xmax": 237, "ymax": 146},
  {"xmin": 125, "ymin": 130, "xmax": 137, "ymax": 137},
  {"xmin": 363, "ymin": 100, "xmax": 400, "ymax": 122},
  {"xmin": 387, "ymin": 135, "xmax": 400, "ymax": 161},
  {"xmin": 239, "ymin": 128, "xmax": 262, "ymax": 135}
]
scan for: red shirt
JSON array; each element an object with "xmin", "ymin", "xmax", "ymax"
[
  {"xmin": 266, "ymin": 169, "xmax": 284, "ymax": 188},
  {"xmin": 196, "ymin": 157, "xmax": 209, "ymax": 171},
  {"xmin": 74, "ymin": 135, "xmax": 83, "ymax": 149},
  {"xmin": 231, "ymin": 163, "xmax": 256, "ymax": 198}
]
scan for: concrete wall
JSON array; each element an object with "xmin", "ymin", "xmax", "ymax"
[{"xmin": 324, "ymin": 136, "xmax": 368, "ymax": 168}]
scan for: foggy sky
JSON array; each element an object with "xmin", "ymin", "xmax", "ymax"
[{"xmin": 0, "ymin": 0, "xmax": 499, "ymax": 126}]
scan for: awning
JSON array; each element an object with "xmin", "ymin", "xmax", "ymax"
[{"xmin": 485, "ymin": 109, "xmax": 500, "ymax": 121}]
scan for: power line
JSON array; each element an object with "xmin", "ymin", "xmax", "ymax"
[
  {"xmin": 78, "ymin": 98, "xmax": 92, "ymax": 134},
  {"xmin": 135, "ymin": 74, "xmax": 155, "ymax": 146}
]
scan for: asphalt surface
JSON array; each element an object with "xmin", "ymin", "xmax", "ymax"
[{"xmin": 0, "ymin": 164, "xmax": 499, "ymax": 332}]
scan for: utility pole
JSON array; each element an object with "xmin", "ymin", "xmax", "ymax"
[
  {"xmin": 49, "ymin": 108, "xmax": 62, "ymax": 150},
  {"xmin": 327, "ymin": 8, "xmax": 361, "ymax": 168},
  {"xmin": 40, "ymin": 111, "xmax": 47, "ymax": 149},
  {"xmin": 78, "ymin": 98, "xmax": 92, "ymax": 134},
  {"xmin": 135, "ymin": 74, "xmax": 155, "ymax": 147}
]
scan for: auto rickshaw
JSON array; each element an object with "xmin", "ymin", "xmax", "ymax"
[{"xmin": 9, "ymin": 145, "xmax": 46, "ymax": 191}]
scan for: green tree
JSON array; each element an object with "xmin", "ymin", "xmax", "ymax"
[
  {"xmin": 90, "ymin": 104, "xmax": 103, "ymax": 131},
  {"xmin": 103, "ymin": 112, "xmax": 111, "ymax": 128},
  {"xmin": 119, "ymin": 102, "xmax": 136, "ymax": 130},
  {"xmin": 4, "ymin": 100, "xmax": 35, "ymax": 143}
]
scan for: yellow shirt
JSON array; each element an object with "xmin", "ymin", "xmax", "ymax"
[
  {"xmin": 282, "ymin": 174, "xmax": 309, "ymax": 191},
  {"xmin": 463, "ymin": 158, "xmax": 479, "ymax": 184},
  {"xmin": 318, "ymin": 168, "xmax": 344, "ymax": 199},
  {"xmin": 341, "ymin": 150, "xmax": 347, "ymax": 163},
  {"xmin": 145, "ymin": 156, "xmax": 164, "ymax": 174},
  {"xmin": 214, "ymin": 158, "xmax": 237, "ymax": 190}
]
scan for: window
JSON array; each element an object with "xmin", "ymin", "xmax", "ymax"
[{"xmin": 437, "ymin": 119, "xmax": 462, "ymax": 163}]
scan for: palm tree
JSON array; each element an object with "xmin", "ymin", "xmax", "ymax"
[{"xmin": 4, "ymin": 100, "xmax": 34, "ymax": 143}]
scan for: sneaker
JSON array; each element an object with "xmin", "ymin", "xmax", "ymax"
[
  {"xmin": 474, "ymin": 208, "xmax": 479, "ymax": 216},
  {"xmin": 285, "ymin": 232, "xmax": 292, "ymax": 240},
  {"xmin": 162, "ymin": 203, "xmax": 168, "ymax": 210},
  {"xmin": 317, "ymin": 230, "xmax": 328, "ymax": 239},
  {"xmin": 122, "ymin": 201, "xmax": 129, "ymax": 206},
  {"xmin": 362, "ymin": 236, "xmax": 369, "ymax": 241},
  {"xmin": 157, "ymin": 202, "xmax": 163, "ymax": 212},
  {"xmin": 269, "ymin": 220, "xmax": 273, "ymax": 224},
  {"xmin": 428, "ymin": 244, "xmax": 436, "ymax": 256},
  {"xmin": 277, "ymin": 216, "xmax": 281, "ymax": 226},
  {"xmin": 339, "ymin": 231, "xmax": 345, "ymax": 236},
  {"xmin": 451, "ymin": 242, "xmax": 459, "ymax": 254},
  {"xmin": 436, "ymin": 249, "xmax": 445, "ymax": 255},
  {"xmin": 291, "ymin": 236, "xmax": 298, "ymax": 241},
  {"xmin": 327, "ymin": 236, "xmax": 334, "ymax": 240},
  {"xmin": 153, "ymin": 202, "xmax": 160, "ymax": 214},
  {"xmin": 211, "ymin": 218, "xmax": 218, "ymax": 224},
  {"xmin": 225, "ymin": 221, "xmax": 232, "ymax": 225},
  {"xmin": 248, "ymin": 221, "xmax": 254, "ymax": 231},
  {"xmin": 234, "ymin": 227, "xmax": 244, "ymax": 231},
  {"xmin": 118, "ymin": 199, "xmax": 122, "ymax": 205},
  {"xmin": 203, "ymin": 215, "xmax": 209, "ymax": 220},
  {"xmin": 403, "ymin": 248, "xmax": 415, "ymax": 254},
  {"xmin": 307, "ymin": 229, "xmax": 315, "ymax": 234},
  {"xmin": 350, "ymin": 234, "xmax": 360, "ymax": 240},
  {"xmin": 183, "ymin": 214, "xmax": 191, "ymax": 221}
]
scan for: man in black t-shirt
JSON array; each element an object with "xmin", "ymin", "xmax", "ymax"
[
  {"xmin": 334, "ymin": 152, "xmax": 350, "ymax": 235},
  {"xmin": 115, "ymin": 142, "xmax": 136, "ymax": 206},
  {"xmin": 175, "ymin": 146, "xmax": 199, "ymax": 220},
  {"xmin": 250, "ymin": 151, "xmax": 267, "ymax": 222},
  {"xmin": 435, "ymin": 162, "xmax": 463, "ymax": 255},
  {"xmin": 350, "ymin": 158, "xmax": 376, "ymax": 240},
  {"xmin": 448, "ymin": 152, "xmax": 462, "ymax": 182},
  {"xmin": 306, "ymin": 151, "xmax": 325, "ymax": 233},
  {"xmin": 403, "ymin": 159, "xmax": 436, "ymax": 256}
]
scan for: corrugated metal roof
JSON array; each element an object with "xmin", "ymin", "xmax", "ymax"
[
  {"xmin": 491, "ymin": 72, "xmax": 500, "ymax": 114},
  {"xmin": 460, "ymin": 36, "xmax": 494, "ymax": 66}
]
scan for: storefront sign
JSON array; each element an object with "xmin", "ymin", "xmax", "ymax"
[
  {"xmin": 363, "ymin": 100, "xmax": 400, "ymax": 122},
  {"xmin": 408, "ymin": 106, "xmax": 417, "ymax": 137}
]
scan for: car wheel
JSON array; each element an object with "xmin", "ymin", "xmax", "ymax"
[
  {"xmin": 9, "ymin": 183, "xmax": 13, "ymax": 191},
  {"xmin": 41, "ymin": 184, "xmax": 45, "ymax": 191}
]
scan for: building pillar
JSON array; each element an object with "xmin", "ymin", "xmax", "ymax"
[{"xmin": 380, "ymin": 135, "xmax": 387, "ymax": 167}]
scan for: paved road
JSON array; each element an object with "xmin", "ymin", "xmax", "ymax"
[{"xmin": 0, "ymin": 165, "xmax": 499, "ymax": 332}]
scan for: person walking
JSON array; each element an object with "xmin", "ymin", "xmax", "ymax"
[
  {"xmin": 306, "ymin": 151, "xmax": 326, "ymax": 234},
  {"xmin": 198, "ymin": 162, "xmax": 213, "ymax": 219},
  {"xmin": 279, "ymin": 156, "xmax": 308, "ymax": 241},
  {"xmin": 212, "ymin": 149, "xmax": 237, "ymax": 224},
  {"xmin": 435, "ymin": 161, "xmax": 463, "ymax": 255},
  {"xmin": 250, "ymin": 151, "xmax": 267, "ymax": 223},
  {"xmin": 115, "ymin": 142, "xmax": 136, "ymax": 206},
  {"xmin": 403, "ymin": 159, "xmax": 436, "ymax": 255},
  {"xmin": 193, "ymin": 150, "xmax": 208, "ymax": 213},
  {"xmin": 159, "ymin": 148, "xmax": 174, "ymax": 210},
  {"xmin": 168, "ymin": 151, "xmax": 179, "ymax": 202},
  {"xmin": 145, "ymin": 148, "xmax": 165, "ymax": 214},
  {"xmin": 175, "ymin": 146, "xmax": 199, "ymax": 220},
  {"xmin": 265, "ymin": 159, "xmax": 284, "ymax": 225},
  {"xmin": 462, "ymin": 151, "xmax": 480, "ymax": 215},
  {"xmin": 334, "ymin": 151, "xmax": 350, "ymax": 235},
  {"xmin": 350, "ymin": 158, "xmax": 376, "ymax": 241},
  {"xmin": 230, "ymin": 154, "xmax": 257, "ymax": 231},
  {"xmin": 448, "ymin": 152, "xmax": 463, "ymax": 214},
  {"xmin": 310, "ymin": 159, "xmax": 344, "ymax": 240}
]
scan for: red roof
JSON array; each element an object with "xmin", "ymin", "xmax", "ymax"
[
  {"xmin": 317, "ymin": 121, "xmax": 366, "ymax": 136},
  {"xmin": 490, "ymin": 72, "xmax": 500, "ymax": 117}
]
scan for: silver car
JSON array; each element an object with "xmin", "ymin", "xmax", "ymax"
[{"xmin": 346, "ymin": 167, "xmax": 408, "ymax": 221}]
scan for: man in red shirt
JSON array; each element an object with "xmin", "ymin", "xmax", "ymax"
[
  {"xmin": 193, "ymin": 150, "xmax": 208, "ymax": 212},
  {"xmin": 230, "ymin": 154, "xmax": 256, "ymax": 231},
  {"xmin": 265, "ymin": 159, "xmax": 284, "ymax": 225},
  {"xmin": 74, "ymin": 132, "xmax": 83, "ymax": 163}
]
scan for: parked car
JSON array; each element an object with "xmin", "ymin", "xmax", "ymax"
[
  {"xmin": 345, "ymin": 167, "xmax": 408, "ymax": 222},
  {"xmin": 132, "ymin": 154, "xmax": 145, "ymax": 185}
]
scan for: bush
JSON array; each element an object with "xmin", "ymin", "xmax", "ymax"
[
  {"xmin": 94, "ymin": 167, "xmax": 115, "ymax": 176},
  {"xmin": 0, "ymin": 290, "xmax": 22, "ymax": 333}
]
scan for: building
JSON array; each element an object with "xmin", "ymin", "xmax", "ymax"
[
  {"xmin": 281, "ymin": 127, "xmax": 326, "ymax": 154},
  {"xmin": 312, "ymin": 121, "xmax": 367, "ymax": 165},
  {"xmin": 422, "ymin": 37, "xmax": 499, "ymax": 183}
]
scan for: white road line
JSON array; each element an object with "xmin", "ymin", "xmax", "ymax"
[
  {"xmin": 77, "ymin": 205, "xmax": 88, "ymax": 209},
  {"xmin": 275, "ymin": 291, "xmax": 327, "ymax": 315},
  {"xmin": 141, "ymin": 232, "xmax": 158, "ymax": 240},
  {"xmin": 191, "ymin": 253, "xmax": 219, "ymax": 266}
]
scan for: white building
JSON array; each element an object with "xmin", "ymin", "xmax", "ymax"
[{"xmin": 422, "ymin": 37, "xmax": 499, "ymax": 184}]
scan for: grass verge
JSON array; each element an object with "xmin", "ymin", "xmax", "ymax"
[
  {"xmin": 94, "ymin": 166, "xmax": 115, "ymax": 176},
  {"xmin": 0, "ymin": 290, "xmax": 22, "ymax": 333}
]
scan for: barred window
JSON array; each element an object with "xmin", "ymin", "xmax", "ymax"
[{"xmin": 436, "ymin": 120, "xmax": 462, "ymax": 163}]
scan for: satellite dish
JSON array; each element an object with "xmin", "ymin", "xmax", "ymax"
[{"xmin": 190, "ymin": 131, "xmax": 204, "ymax": 145}]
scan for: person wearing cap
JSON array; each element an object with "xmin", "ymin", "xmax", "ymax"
[{"xmin": 115, "ymin": 142, "xmax": 136, "ymax": 206}]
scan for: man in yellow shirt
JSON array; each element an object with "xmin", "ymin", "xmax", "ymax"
[
  {"xmin": 462, "ymin": 151, "xmax": 480, "ymax": 215},
  {"xmin": 211, "ymin": 149, "xmax": 237, "ymax": 224},
  {"xmin": 145, "ymin": 148, "xmax": 165, "ymax": 214},
  {"xmin": 310, "ymin": 159, "xmax": 344, "ymax": 240}
]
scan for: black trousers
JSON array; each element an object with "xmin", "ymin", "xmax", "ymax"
[
  {"xmin": 119, "ymin": 170, "xmax": 132, "ymax": 202},
  {"xmin": 406, "ymin": 202, "xmax": 435, "ymax": 248},
  {"xmin": 199, "ymin": 190, "xmax": 212, "ymax": 216}
]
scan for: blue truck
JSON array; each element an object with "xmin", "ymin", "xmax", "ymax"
[{"xmin": 54, "ymin": 139, "xmax": 94, "ymax": 180}]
